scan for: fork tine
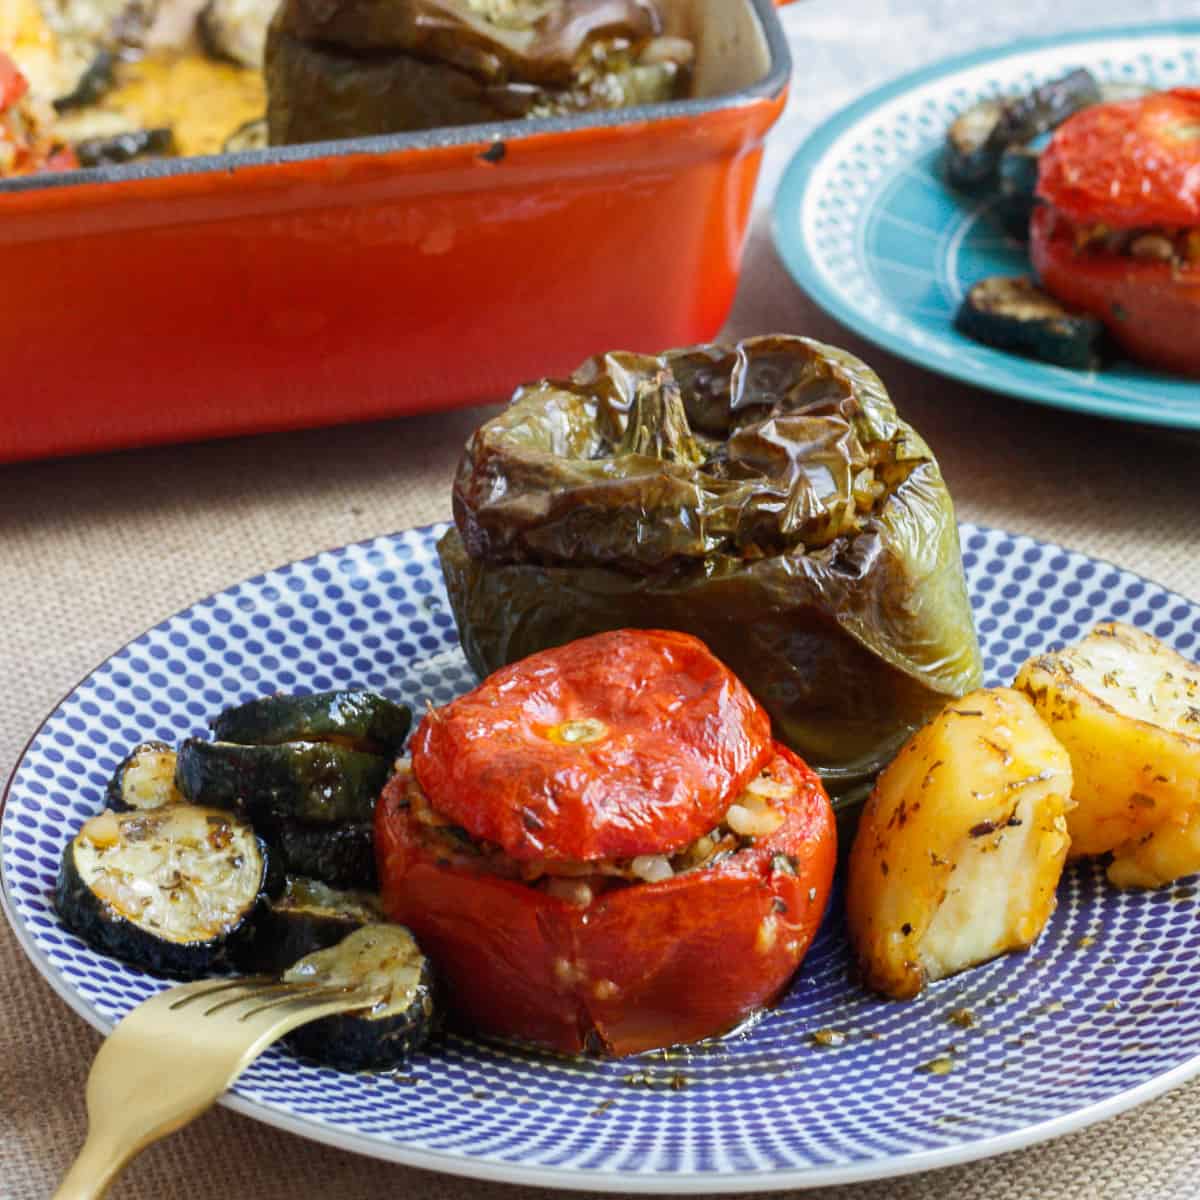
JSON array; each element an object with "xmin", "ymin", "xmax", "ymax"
[
  {"xmin": 237, "ymin": 985, "xmax": 380, "ymax": 1022},
  {"xmin": 168, "ymin": 975, "xmax": 275, "ymax": 1010},
  {"xmin": 198, "ymin": 980, "xmax": 323, "ymax": 1018}
]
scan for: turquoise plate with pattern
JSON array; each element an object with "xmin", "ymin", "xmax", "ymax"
[{"xmin": 772, "ymin": 24, "xmax": 1200, "ymax": 430}]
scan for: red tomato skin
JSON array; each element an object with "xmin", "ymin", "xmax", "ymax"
[
  {"xmin": 376, "ymin": 745, "xmax": 836, "ymax": 1056},
  {"xmin": 0, "ymin": 54, "xmax": 28, "ymax": 112},
  {"xmin": 1037, "ymin": 88, "xmax": 1200, "ymax": 228},
  {"xmin": 1031, "ymin": 206, "xmax": 1200, "ymax": 377},
  {"xmin": 412, "ymin": 629, "xmax": 773, "ymax": 864}
]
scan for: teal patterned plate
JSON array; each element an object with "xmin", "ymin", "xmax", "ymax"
[{"xmin": 772, "ymin": 24, "xmax": 1200, "ymax": 429}]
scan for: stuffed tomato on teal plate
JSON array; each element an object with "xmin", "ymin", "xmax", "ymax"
[{"xmin": 773, "ymin": 23, "xmax": 1200, "ymax": 429}]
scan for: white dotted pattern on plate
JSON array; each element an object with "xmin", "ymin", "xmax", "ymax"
[{"xmin": 3, "ymin": 523, "xmax": 1200, "ymax": 1189}]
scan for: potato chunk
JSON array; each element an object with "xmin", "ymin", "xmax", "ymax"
[
  {"xmin": 846, "ymin": 688, "xmax": 1073, "ymax": 999},
  {"xmin": 1015, "ymin": 622, "xmax": 1200, "ymax": 888}
]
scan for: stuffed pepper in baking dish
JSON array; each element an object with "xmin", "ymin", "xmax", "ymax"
[{"xmin": 265, "ymin": 0, "xmax": 693, "ymax": 144}]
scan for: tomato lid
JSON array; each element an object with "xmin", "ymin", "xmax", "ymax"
[
  {"xmin": 1038, "ymin": 88, "xmax": 1200, "ymax": 228},
  {"xmin": 411, "ymin": 628, "xmax": 773, "ymax": 862}
]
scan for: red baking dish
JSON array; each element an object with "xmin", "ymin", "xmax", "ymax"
[{"xmin": 0, "ymin": 0, "xmax": 794, "ymax": 463}]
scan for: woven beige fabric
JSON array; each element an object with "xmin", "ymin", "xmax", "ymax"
[{"xmin": 3, "ymin": 2, "xmax": 1200, "ymax": 1195}]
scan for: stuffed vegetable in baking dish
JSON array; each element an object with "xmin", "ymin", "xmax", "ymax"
[
  {"xmin": 265, "ymin": 0, "xmax": 693, "ymax": 144},
  {"xmin": 439, "ymin": 335, "xmax": 984, "ymax": 801}
]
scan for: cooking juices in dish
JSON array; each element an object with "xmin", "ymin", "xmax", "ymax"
[{"xmin": 376, "ymin": 628, "xmax": 837, "ymax": 1055}]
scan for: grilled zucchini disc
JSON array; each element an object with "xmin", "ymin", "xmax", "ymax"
[
  {"xmin": 269, "ymin": 820, "xmax": 378, "ymax": 889},
  {"xmin": 105, "ymin": 741, "xmax": 183, "ymax": 812},
  {"xmin": 233, "ymin": 876, "xmax": 382, "ymax": 974},
  {"xmin": 282, "ymin": 924, "xmax": 437, "ymax": 1071},
  {"xmin": 55, "ymin": 806, "xmax": 268, "ymax": 978},
  {"xmin": 211, "ymin": 690, "xmax": 411, "ymax": 755},
  {"xmin": 175, "ymin": 739, "xmax": 390, "ymax": 825}
]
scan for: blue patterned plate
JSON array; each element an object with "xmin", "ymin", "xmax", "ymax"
[
  {"xmin": 772, "ymin": 24, "xmax": 1200, "ymax": 430},
  {"xmin": 4, "ymin": 524, "xmax": 1200, "ymax": 1191}
]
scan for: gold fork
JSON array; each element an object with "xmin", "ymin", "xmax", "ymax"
[{"xmin": 53, "ymin": 975, "xmax": 384, "ymax": 1200}]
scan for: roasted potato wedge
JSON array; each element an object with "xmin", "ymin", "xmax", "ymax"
[
  {"xmin": 1015, "ymin": 621, "xmax": 1200, "ymax": 888},
  {"xmin": 846, "ymin": 688, "xmax": 1074, "ymax": 1000}
]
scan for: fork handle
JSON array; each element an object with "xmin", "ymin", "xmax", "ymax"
[{"xmin": 53, "ymin": 1127, "xmax": 137, "ymax": 1200}]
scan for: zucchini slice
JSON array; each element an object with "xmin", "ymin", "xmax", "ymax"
[
  {"xmin": 945, "ymin": 97, "xmax": 1006, "ymax": 191},
  {"xmin": 55, "ymin": 806, "xmax": 268, "ymax": 978},
  {"xmin": 282, "ymin": 925, "xmax": 437, "ymax": 1071},
  {"xmin": 271, "ymin": 820, "xmax": 378, "ymax": 890},
  {"xmin": 212, "ymin": 690, "xmax": 411, "ymax": 755},
  {"xmin": 995, "ymin": 144, "xmax": 1041, "ymax": 240},
  {"xmin": 945, "ymin": 68, "xmax": 1100, "ymax": 193},
  {"xmin": 106, "ymin": 741, "xmax": 183, "ymax": 812},
  {"xmin": 954, "ymin": 277, "xmax": 1105, "ymax": 368},
  {"xmin": 175, "ymin": 739, "xmax": 391, "ymax": 825},
  {"xmin": 234, "ymin": 876, "xmax": 382, "ymax": 974},
  {"xmin": 991, "ymin": 68, "xmax": 1100, "ymax": 149}
]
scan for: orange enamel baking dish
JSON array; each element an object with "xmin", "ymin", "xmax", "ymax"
[{"xmin": 0, "ymin": 0, "xmax": 795, "ymax": 463}]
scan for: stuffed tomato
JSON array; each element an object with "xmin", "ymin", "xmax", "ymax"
[
  {"xmin": 1033, "ymin": 88, "xmax": 1200, "ymax": 376},
  {"xmin": 376, "ymin": 629, "xmax": 836, "ymax": 1056}
]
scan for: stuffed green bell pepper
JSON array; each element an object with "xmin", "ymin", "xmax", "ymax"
[
  {"xmin": 265, "ymin": 0, "xmax": 692, "ymax": 144},
  {"xmin": 438, "ymin": 335, "xmax": 984, "ymax": 802}
]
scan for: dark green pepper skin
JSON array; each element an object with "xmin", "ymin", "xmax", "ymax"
[
  {"xmin": 283, "ymin": 953, "xmax": 438, "ymax": 1071},
  {"xmin": 54, "ymin": 826, "xmax": 270, "ymax": 980},
  {"xmin": 212, "ymin": 690, "xmax": 411, "ymax": 755},
  {"xmin": 267, "ymin": 821, "xmax": 379, "ymax": 890},
  {"xmin": 175, "ymin": 740, "xmax": 391, "ymax": 825},
  {"xmin": 440, "ymin": 335, "xmax": 983, "ymax": 799},
  {"xmin": 232, "ymin": 877, "xmax": 382, "ymax": 975}
]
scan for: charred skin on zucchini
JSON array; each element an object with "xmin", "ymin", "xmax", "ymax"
[
  {"xmin": 232, "ymin": 876, "xmax": 382, "ymax": 974},
  {"xmin": 945, "ymin": 68, "xmax": 1100, "ymax": 194},
  {"xmin": 105, "ymin": 741, "xmax": 183, "ymax": 812},
  {"xmin": 954, "ymin": 277, "xmax": 1105, "ymax": 369},
  {"xmin": 212, "ymin": 690, "xmax": 411, "ymax": 755},
  {"xmin": 281, "ymin": 924, "xmax": 437, "ymax": 1071},
  {"xmin": 55, "ymin": 806, "xmax": 269, "ymax": 978},
  {"xmin": 175, "ymin": 739, "xmax": 390, "ymax": 825},
  {"xmin": 269, "ymin": 820, "xmax": 378, "ymax": 890}
]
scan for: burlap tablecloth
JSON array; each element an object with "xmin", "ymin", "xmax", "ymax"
[{"xmin": 4, "ymin": 2, "xmax": 1199, "ymax": 1196}]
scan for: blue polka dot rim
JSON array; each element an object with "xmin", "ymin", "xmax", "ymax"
[{"xmin": 3, "ymin": 522, "xmax": 1200, "ymax": 1193}]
